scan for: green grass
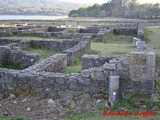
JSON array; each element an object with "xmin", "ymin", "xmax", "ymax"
[
  {"xmin": 104, "ymin": 34, "xmax": 134, "ymax": 44},
  {"xmin": 155, "ymin": 77, "xmax": 160, "ymax": 95},
  {"xmin": 88, "ymin": 49, "xmax": 100, "ymax": 55},
  {"xmin": 143, "ymin": 28, "xmax": 152, "ymax": 42},
  {"xmin": 91, "ymin": 34, "xmax": 135, "ymax": 56},
  {"xmin": 2, "ymin": 35, "xmax": 72, "ymax": 40},
  {"xmin": 0, "ymin": 115, "xmax": 26, "ymax": 120},
  {"xmin": 65, "ymin": 59, "xmax": 82, "ymax": 74},
  {"xmin": 27, "ymin": 47, "xmax": 61, "ymax": 60},
  {"xmin": 91, "ymin": 43, "xmax": 134, "ymax": 56},
  {"xmin": 2, "ymin": 63, "xmax": 22, "ymax": 70},
  {"xmin": 64, "ymin": 95, "xmax": 160, "ymax": 120},
  {"xmin": 144, "ymin": 26, "xmax": 160, "ymax": 54}
]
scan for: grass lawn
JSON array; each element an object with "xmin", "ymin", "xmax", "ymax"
[
  {"xmin": 27, "ymin": 48, "xmax": 61, "ymax": 60},
  {"xmin": 144, "ymin": 26, "xmax": 160, "ymax": 54},
  {"xmin": 91, "ymin": 34, "xmax": 135, "ymax": 56}
]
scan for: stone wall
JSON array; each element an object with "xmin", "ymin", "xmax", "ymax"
[
  {"xmin": 21, "ymin": 54, "xmax": 67, "ymax": 73},
  {"xmin": 0, "ymin": 68, "xmax": 107, "ymax": 98},
  {"xmin": 128, "ymin": 52, "xmax": 155, "ymax": 94},
  {"xmin": 0, "ymin": 45, "xmax": 39, "ymax": 69},
  {"xmin": 0, "ymin": 38, "xmax": 21, "ymax": 45},
  {"xmin": 0, "ymin": 38, "xmax": 79, "ymax": 51},
  {"xmin": 79, "ymin": 28, "xmax": 100, "ymax": 33},
  {"xmin": 0, "ymin": 51, "xmax": 155, "ymax": 99},
  {"xmin": 114, "ymin": 27, "xmax": 137, "ymax": 35},
  {"xmin": 0, "ymin": 32, "xmax": 13, "ymax": 37},
  {"xmin": 30, "ymin": 40, "xmax": 78, "ymax": 51},
  {"xmin": 96, "ymin": 28, "xmax": 114, "ymax": 42},
  {"xmin": 82, "ymin": 55, "xmax": 117, "ymax": 70},
  {"xmin": 137, "ymin": 26, "xmax": 144, "ymax": 40},
  {"xmin": 0, "ymin": 46, "xmax": 8, "ymax": 67},
  {"xmin": 0, "ymin": 37, "xmax": 91, "ymax": 66},
  {"xmin": 47, "ymin": 27, "xmax": 65, "ymax": 32},
  {"xmin": 63, "ymin": 39, "xmax": 90, "ymax": 65}
]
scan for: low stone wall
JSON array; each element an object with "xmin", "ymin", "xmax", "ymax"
[
  {"xmin": 0, "ymin": 68, "xmax": 108, "ymax": 97},
  {"xmin": 82, "ymin": 55, "xmax": 117, "ymax": 70},
  {"xmin": 14, "ymin": 31, "xmax": 72, "ymax": 39},
  {"xmin": 0, "ymin": 37, "xmax": 91, "ymax": 66},
  {"xmin": 79, "ymin": 28, "xmax": 100, "ymax": 33},
  {"xmin": 0, "ymin": 51, "xmax": 155, "ymax": 99},
  {"xmin": 0, "ymin": 38, "xmax": 21, "ymax": 45},
  {"xmin": 0, "ymin": 38, "xmax": 79, "ymax": 51},
  {"xmin": 114, "ymin": 27, "xmax": 137, "ymax": 35},
  {"xmin": 21, "ymin": 54, "xmax": 67, "ymax": 73},
  {"xmin": 30, "ymin": 40, "xmax": 79, "ymax": 51},
  {"xmin": 0, "ymin": 45, "xmax": 39, "ymax": 69},
  {"xmin": 96, "ymin": 28, "xmax": 114, "ymax": 42},
  {"xmin": 0, "ymin": 32, "xmax": 13, "ymax": 37},
  {"xmin": 63, "ymin": 39, "xmax": 90, "ymax": 65},
  {"xmin": 48, "ymin": 26, "xmax": 65, "ymax": 32},
  {"xmin": 72, "ymin": 33, "xmax": 94, "ymax": 39},
  {"xmin": 0, "ymin": 46, "xmax": 8, "ymax": 67},
  {"xmin": 137, "ymin": 26, "xmax": 144, "ymax": 40}
]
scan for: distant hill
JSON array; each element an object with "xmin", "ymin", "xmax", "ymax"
[
  {"xmin": 69, "ymin": 0, "xmax": 160, "ymax": 19},
  {"xmin": 0, "ymin": 0, "xmax": 88, "ymax": 15}
]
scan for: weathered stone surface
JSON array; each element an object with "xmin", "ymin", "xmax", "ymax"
[
  {"xmin": 81, "ymin": 69, "xmax": 90, "ymax": 78},
  {"xmin": 82, "ymin": 55, "xmax": 116, "ymax": 70},
  {"xmin": 90, "ymin": 67, "xmax": 106, "ymax": 81},
  {"xmin": 137, "ymin": 26, "xmax": 144, "ymax": 40},
  {"xmin": 22, "ymin": 54, "xmax": 67, "ymax": 73},
  {"xmin": 63, "ymin": 39, "xmax": 90, "ymax": 65},
  {"xmin": 129, "ymin": 52, "xmax": 155, "ymax": 95},
  {"xmin": 151, "ymin": 93, "xmax": 159, "ymax": 102},
  {"xmin": 136, "ymin": 41, "xmax": 147, "ymax": 51},
  {"xmin": 0, "ymin": 45, "xmax": 39, "ymax": 69},
  {"xmin": 133, "ymin": 37, "xmax": 141, "ymax": 46},
  {"xmin": 114, "ymin": 27, "xmax": 137, "ymax": 35},
  {"xmin": 103, "ymin": 63, "xmax": 116, "ymax": 70},
  {"xmin": 78, "ymin": 77, "xmax": 91, "ymax": 85},
  {"xmin": 109, "ymin": 75, "xmax": 120, "ymax": 105}
]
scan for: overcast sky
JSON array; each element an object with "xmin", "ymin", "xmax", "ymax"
[{"xmin": 60, "ymin": 0, "xmax": 160, "ymax": 4}]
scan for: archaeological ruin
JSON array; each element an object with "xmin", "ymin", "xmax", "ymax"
[{"xmin": 0, "ymin": 20, "xmax": 159, "ymax": 106}]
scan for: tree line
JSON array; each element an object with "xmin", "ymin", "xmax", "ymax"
[{"xmin": 68, "ymin": 0, "xmax": 160, "ymax": 19}]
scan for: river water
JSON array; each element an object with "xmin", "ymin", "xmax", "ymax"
[{"xmin": 0, "ymin": 15, "xmax": 68, "ymax": 20}]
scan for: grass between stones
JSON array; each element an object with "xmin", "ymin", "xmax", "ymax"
[
  {"xmin": 27, "ymin": 47, "xmax": 61, "ymax": 60},
  {"xmin": 2, "ymin": 35, "xmax": 72, "ymax": 40},
  {"xmin": 0, "ymin": 116, "xmax": 27, "ymax": 120},
  {"xmin": 2, "ymin": 63, "xmax": 22, "ymax": 70},
  {"xmin": 65, "ymin": 59, "xmax": 82, "ymax": 74}
]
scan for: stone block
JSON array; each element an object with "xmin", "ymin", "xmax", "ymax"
[
  {"xmin": 133, "ymin": 37, "xmax": 141, "ymax": 46},
  {"xmin": 81, "ymin": 69, "xmax": 90, "ymax": 78},
  {"xmin": 103, "ymin": 62, "xmax": 116, "ymax": 70},
  {"xmin": 90, "ymin": 67, "xmax": 106, "ymax": 81},
  {"xmin": 136, "ymin": 41, "xmax": 147, "ymax": 51},
  {"xmin": 109, "ymin": 75, "xmax": 120, "ymax": 104},
  {"xmin": 78, "ymin": 77, "xmax": 91, "ymax": 85}
]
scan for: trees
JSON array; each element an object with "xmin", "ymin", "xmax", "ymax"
[{"xmin": 68, "ymin": 0, "xmax": 160, "ymax": 19}]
